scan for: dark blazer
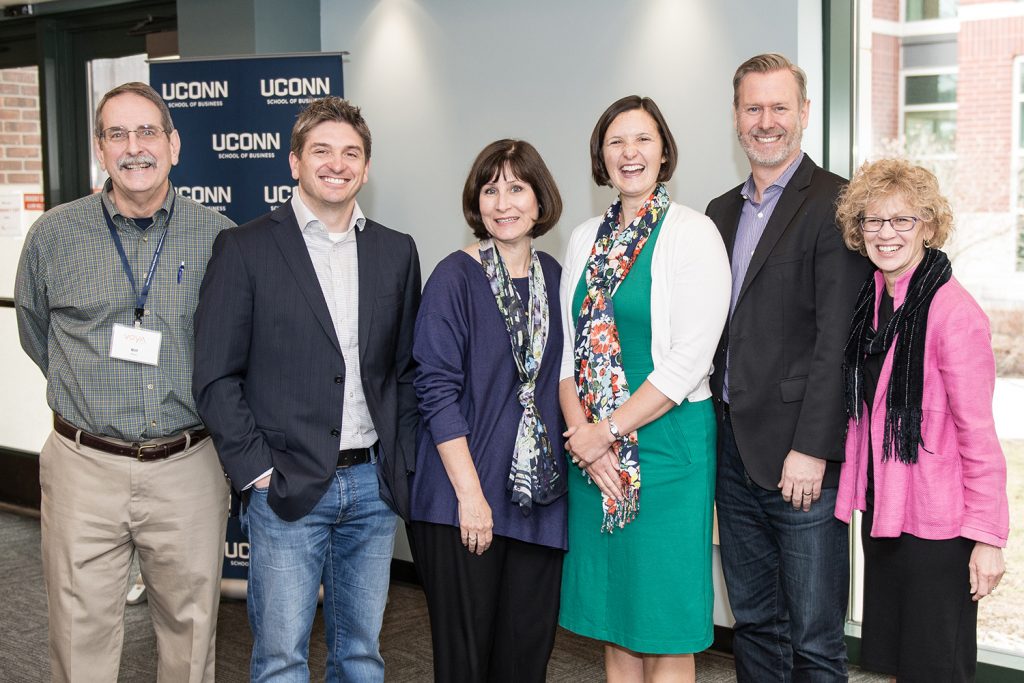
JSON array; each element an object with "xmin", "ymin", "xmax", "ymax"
[
  {"xmin": 706, "ymin": 155, "xmax": 872, "ymax": 490},
  {"xmin": 192, "ymin": 204, "xmax": 421, "ymax": 522}
]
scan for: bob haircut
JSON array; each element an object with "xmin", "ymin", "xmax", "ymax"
[
  {"xmin": 589, "ymin": 95, "xmax": 678, "ymax": 188},
  {"xmin": 462, "ymin": 139, "xmax": 563, "ymax": 240},
  {"xmin": 732, "ymin": 53, "xmax": 808, "ymax": 108},
  {"xmin": 95, "ymin": 82, "xmax": 175, "ymax": 136},
  {"xmin": 836, "ymin": 158, "xmax": 954, "ymax": 256},
  {"xmin": 291, "ymin": 97, "xmax": 372, "ymax": 159}
]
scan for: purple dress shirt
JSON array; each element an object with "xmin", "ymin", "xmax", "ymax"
[{"xmin": 724, "ymin": 152, "xmax": 805, "ymax": 403}]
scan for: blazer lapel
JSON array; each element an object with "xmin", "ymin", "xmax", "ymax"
[
  {"xmin": 268, "ymin": 205, "xmax": 342, "ymax": 354},
  {"xmin": 717, "ymin": 191, "xmax": 745, "ymax": 259},
  {"xmin": 356, "ymin": 220, "xmax": 380, "ymax": 362},
  {"xmin": 735, "ymin": 155, "xmax": 815, "ymax": 306}
]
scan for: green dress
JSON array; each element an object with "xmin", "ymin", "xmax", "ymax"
[{"xmin": 558, "ymin": 222, "xmax": 716, "ymax": 654}]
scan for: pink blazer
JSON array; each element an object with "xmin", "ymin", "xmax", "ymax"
[{"xmin": 835, "ymin": 267, "xmax": 1009, "ymax": 547}]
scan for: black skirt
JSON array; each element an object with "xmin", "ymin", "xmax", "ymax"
[{"xmin": 860, "ymin": 504, "xmax": 978, "ymax": 682}]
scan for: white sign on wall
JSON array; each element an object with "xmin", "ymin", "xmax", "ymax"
[{"xmin": 0, "ymin": 191, "xmax": 23, "ymax": 238}]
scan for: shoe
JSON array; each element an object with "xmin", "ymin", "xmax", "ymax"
[{"xmin": 127, "ymin": 577, "xmax": 147, "ymax": 605}]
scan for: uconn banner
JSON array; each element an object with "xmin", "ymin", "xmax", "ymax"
[
  {"xmin": 150, "ymin": 54, "xmax": 343, "ymax": 590},
  {"xmin": 150, "ymin": 53, "xmax": 344, "ymax": 226}
]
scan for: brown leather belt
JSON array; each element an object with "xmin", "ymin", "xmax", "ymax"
[
  {"xmin": 54, "ymin": 413, "xmax": 210, "ymax": 462},
  {"xmin": 338, "ymin": 442, "xmax": 376, "ymax": 468}
]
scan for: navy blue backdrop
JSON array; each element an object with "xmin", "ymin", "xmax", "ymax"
[{"xmin": 151, "ymin": 54, "xmax": 344, "ymax": 226}]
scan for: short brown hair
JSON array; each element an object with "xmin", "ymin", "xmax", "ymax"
[
  {"xmin": 589, "ymin": 95, "xmax": 677, "ymax": 187},
  {"xmin": 462, "ymin": 139, "xmax": 563, "ymax": 240},
  {"xmin": 95, "ymin": 82, "xmax": 174, "ymax": 136},
  {"xmin": 291, "ymin": 97, "xmax": 371, "ymax": 159},
  {"xmin": 835, "ymin": 158, "xmax": 954, "ymax": 256},
  {"xmin": 732, "ymin": 53, "xmax": 808, "ymax": 108}
]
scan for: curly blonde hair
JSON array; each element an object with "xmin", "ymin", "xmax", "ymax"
[{"xmin": 835, "ymin": 158, "xmax": 954, "ymax": 256}]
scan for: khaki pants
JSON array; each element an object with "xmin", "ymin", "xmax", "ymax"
[{"xmin": 40, "ymin": 429, "xmax": 229, "ymax": 682}]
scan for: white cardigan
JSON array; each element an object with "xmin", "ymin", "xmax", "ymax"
[{"xmin": 559, "ymin": 202, "xmax": 731, "ymax": 404}]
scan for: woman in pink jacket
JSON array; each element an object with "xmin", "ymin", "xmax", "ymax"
[{"xmin": 834, "ymin": 159, "xmax": 1008, "ymax": 681}]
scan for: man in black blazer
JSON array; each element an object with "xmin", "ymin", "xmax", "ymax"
[
  {"xmin": 706, "ymin": 54, "xmax": 871, "ymax": 682},
  {"xmin": 193, "ymin": 98, "xmax": 420, "ymax": 682}
]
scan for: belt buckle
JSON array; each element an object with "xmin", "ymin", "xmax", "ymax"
[{"xmin": 136, "ymin": 443, "xmax": 161, "ymax": 461}]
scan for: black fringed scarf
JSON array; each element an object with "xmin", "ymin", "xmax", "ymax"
[{"xmin": 842, "ymin": 248, "xmax": 952, "ymax": 464}]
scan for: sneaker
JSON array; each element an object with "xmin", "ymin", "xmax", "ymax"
[{"xmin": 127, "ymin": 577, "xmax": 147, "ymax": 605}]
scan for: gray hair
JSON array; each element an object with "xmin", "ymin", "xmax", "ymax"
[
  {"xmin": 94, "ymin": 82, "xmax": 174, "ymax": 136},
  {"xmin": 732, "ymin": 53, "xmax": 808, "ymax": 108}
]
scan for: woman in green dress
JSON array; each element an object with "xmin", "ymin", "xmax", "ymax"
[{"xmin": 558, "ymin": 95, "xmax": 731, "ymax": 681}]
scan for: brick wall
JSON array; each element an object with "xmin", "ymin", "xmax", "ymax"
[
  {"xmin": 872, "ymin": 32, "xmax": 901, "ymax": 148},
  {"xmin": 875, "ymin": 0, "xmax": 899, "ymax": 22},
  {"xmin": 0, "ymin": 67, "xmax": 42, "ymax": 187},
  {"xmin": 956, "ymin": 16, "xmax": 1024, "ymax": 212},
  {"xmin": 871, "ymin": 1, "xmax": 901, "ymax": 150}
]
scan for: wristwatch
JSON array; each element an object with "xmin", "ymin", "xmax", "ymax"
[{"xmin": 606, "ymin": 416, "xmax": 623, "ymax": 441}]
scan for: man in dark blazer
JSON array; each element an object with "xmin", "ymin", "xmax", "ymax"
[
  {"xmin": 193, "ymin": 97, "xmax": 420, "ymax": 682},
  {"xmin": 706, "ymin": 54, "xmax": 872, "ymax": 682}
]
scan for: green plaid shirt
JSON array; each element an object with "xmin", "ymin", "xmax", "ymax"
[{"xmin": 14, "ymin": 180, "xmax": 234, "ymax": 441}]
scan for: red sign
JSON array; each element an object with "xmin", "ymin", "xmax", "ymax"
[{"xmin": 24, "ymin": 193, "xmax": 45, "ymax": 211}]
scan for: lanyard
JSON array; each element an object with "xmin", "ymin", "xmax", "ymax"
[{"xmin": 102, "ymin": 197, "xmax": 175, "ymax": 326}]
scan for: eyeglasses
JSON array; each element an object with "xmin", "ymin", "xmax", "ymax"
[
  {"xmin": 98, "ymin": 125, "xmax": 169, "ymax": 143},
  {"xmin": 858, "ymin": 216, "xmax": 920, "ymax": 233}
]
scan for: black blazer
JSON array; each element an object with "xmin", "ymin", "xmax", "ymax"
[
  {"xmin": 706, "ymin": 155, "xmax": 872, "ymax": 490},
  {"xmin": 192, "ymin": 204, "xmax": 421, "ymax": 522}
]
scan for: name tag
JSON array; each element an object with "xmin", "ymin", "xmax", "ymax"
[{"xmin": 109, "ymin": 323, "xmax": 162, "ymax": 366}]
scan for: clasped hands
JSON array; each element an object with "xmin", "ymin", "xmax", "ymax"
[{"xmin": 564, "ymin": 420, "xmax": 625, "ymax": 502}]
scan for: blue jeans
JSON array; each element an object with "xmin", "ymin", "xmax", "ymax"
[
  {"xmin": 716, "ymin": 415, "xmax": 849, "ymax": 683},
  {"xmin": 241, "ymin": 462, "xmax": 398, "ymax": 682}
]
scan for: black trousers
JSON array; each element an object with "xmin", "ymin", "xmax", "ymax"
[{"xmin": 409, "ymin": 521, "xmax": 564, "ymax": 683}]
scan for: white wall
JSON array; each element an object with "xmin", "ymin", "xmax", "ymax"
[
  {"xmin": 0, "ymin": 309, "xmax": 50, "ymax": 453},
  {"xmin": 1, "ymin": 0, "xmax": 826, "ymax": 608},
  {"xmin": 321, "ymin": 0, "xmax": 823, "ymax": 607},
  {"xmin": 321, "ymin": 0, "xmax": 821, "ymax": 273},
  {"xmin": 1, "ymin": 184, "xmax": 50, "ymax": 454},
  {"xmin": 0, "ymin": 2, "xmax": 825, "ymax": 452}
]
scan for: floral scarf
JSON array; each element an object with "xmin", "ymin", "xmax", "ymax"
[
  {"xmin": 573, "ymin": 183, "xmax": 670, "ymax": 531},
  {"xmin": 479, "ymin": 239, "xmax": 564, "ymax": 513}
]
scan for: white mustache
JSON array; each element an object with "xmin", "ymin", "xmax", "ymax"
[
  {"xmin": 118, "ymin": 153, "xmax": 157, "ymax": 169},
  {"xmin": 752, "ymin": 128, "xmax": 786, "ymax": 137}
]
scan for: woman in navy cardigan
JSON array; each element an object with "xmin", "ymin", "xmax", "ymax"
[{"xmin": 407, "ymin": 139, "xmax": 568, "ymax": 682}]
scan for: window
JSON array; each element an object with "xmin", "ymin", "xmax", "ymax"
[
  {"xmin": 855, "ymin": 2, "xmax": 1024, "ymax": 669},
  {"xmin": 905, "ymin": 0, "xmax": 958, "ymax": 21},
  {"xmin": 902, "ymin": 70, "xmax": 957, "ymax": 158}
]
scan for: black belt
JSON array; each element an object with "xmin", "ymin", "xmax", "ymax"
[
  {"xmin": 338, "ymin": 442, "xmax": 376, "ymax": 468},
  {"xmin": 54, "ymin": 413, "xmax": 209, "ymax": 462}
]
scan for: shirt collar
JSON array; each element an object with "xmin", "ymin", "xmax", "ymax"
[
  {"xmin": 291, "ymin": 187, "xmax": 366, "ymax": 235},
  {"xmin": 100, "ymin": 177, "xmax": 175, "ymax": 223},
  {"xmin": 740, "ymin": 151, "xmax": 805, "ymax": 202}
]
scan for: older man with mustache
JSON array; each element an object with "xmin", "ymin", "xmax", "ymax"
[{"xmin": 15, "ymin": 82, "xmax": 234, "ymax": 683}]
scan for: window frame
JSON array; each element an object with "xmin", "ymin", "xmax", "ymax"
[
  {"xmin": 1012, "ymin": 55, "xmax": 1024, "ymax": 271},
  {"xmin": 899, "ymin": 65, "xmax": 959, "ymax": 160},
  {"xmin": 842, "ymin": 2, "xmax": 1024, "ymax": 675},
  {"xmin": 903, "ymin": 0, "xmax": 959, "ymax": 23},
  {"xmin": 0, "ymin": 0, "xmax": 176, "ymax": 210}
]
